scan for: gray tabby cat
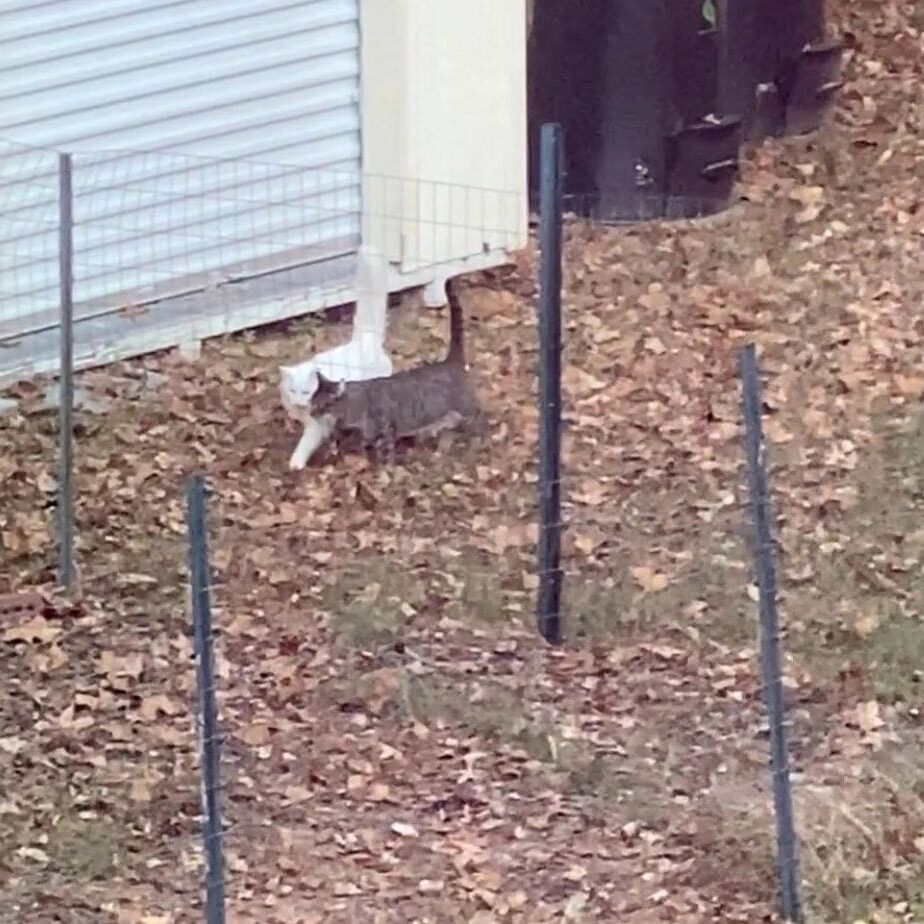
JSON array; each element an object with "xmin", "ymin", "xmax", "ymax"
[{"xmin": 312, "ymin": 275, "xmax": 481, "ymax": 460}]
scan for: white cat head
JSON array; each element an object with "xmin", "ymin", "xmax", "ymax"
[{"xmin": 279, "ymin": 362, "xmax": 319, "ymax": 417}]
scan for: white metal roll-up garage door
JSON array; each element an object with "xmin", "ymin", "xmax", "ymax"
[{"xmin": 0, "ymin": 0, "xmax": 361, "ymax": 331}]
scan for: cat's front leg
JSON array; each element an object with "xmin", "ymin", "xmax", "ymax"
[{"xmin": 289, "ymin": 415, "xmax": 332, "ymax": 470}]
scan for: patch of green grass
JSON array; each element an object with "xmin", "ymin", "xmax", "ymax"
[
  {"xmin": 785, "ymin": 408, "xmax": 924, "ymax": 705},
  {"xmin": 402, "ymin": 670, "xmax": 677, "ymax": 826},
  {"xmin": 786, "ymin": 606, "xmax": 924, "ymax": 707},
  {"xmin": 443, "ymin": 560, "xmax": 511, "ymax": 624},
  {"xmin": 320, "ymin": 555, "xmax": 428, "ymax": 650},
  {"xmin": 46, "ymin": 811, "xmax": 125, "ymax": 882},
  {"xmin": 558, "ymin": 405, "xmax": 924, "ymax": 705},
  {"xmin": 401, "ymin": 673, "xmax": 556, "ymax": 761},
  {"xmin": 320, "ymin": 551, "xmax": 532, "ymax": 647},
  {"xmin": 698, "ymin": 745, "xmax": 924, "ymax": 924},
  {"xmin": 564, "ymin": 521, "xmax": 756, "ymax": 650},
  {"xmin": 333, "ymin": 595, "xmax": 404, "ymax": 651},
  {"xmin": 559, "ymin": 738, "xmax": 676, "ymax": 828},
  {"xmin": 319, "ymin": 665, "xmax": 559, "ymax": 760},
  {"xmin": 863, "ymin": 615, "xmax": 924, "ymax": 704}
]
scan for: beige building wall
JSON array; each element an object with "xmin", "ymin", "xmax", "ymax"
[{"xmin": 361, "ymin": 0, "xmax": 528, "ymax": 279}]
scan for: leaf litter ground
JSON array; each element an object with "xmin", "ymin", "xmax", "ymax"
[{"xmin": 2, "ymin": 3, "xmax": 924, "ymax": 922}]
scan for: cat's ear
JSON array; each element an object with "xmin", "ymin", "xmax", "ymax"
[{"xmin": 317, "ymin": 372, "xmax": 345, "ymax": 396}]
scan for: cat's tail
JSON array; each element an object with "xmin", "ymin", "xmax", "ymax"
[{"xmin": 445, "ymin": 275, "xmax": 465, "ymax": 366}]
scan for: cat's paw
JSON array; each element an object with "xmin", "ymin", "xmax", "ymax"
[{"xmin": 289, "ymin": 454, "xmax": 308, "ymax": 471}]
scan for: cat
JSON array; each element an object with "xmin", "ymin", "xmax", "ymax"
[
  {"xmin": 280, "ymin": 245, "xmax": 393, "ymax": 470},
  {"xmin": 311, "ymin": 275, "xmax": 481, "ymax": 462},
  {"xmin": 280, "ymin": 333, "xmax": 393, "ymax": 469}
]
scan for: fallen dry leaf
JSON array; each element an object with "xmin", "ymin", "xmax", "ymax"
[
  {"xmin": 235, "ymin": 722, "xmax": 273, "ymax": 746},
  {"xmin": 853, "ymin": 613, "xmax": 880, "ymax": 637},
  {"xmin": 631, "ymin": 566, "xmax": 669, "ymax": 593},
  {"xmin": 2, "ymin": 616, "xmax": 62, "ymax": 643},
  {"xmin": 855, "ymin": 700, "xmax": 884, "ymax": 735}
]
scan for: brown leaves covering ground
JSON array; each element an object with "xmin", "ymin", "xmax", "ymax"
[{"xmin": 2, "ymin": 2, "xmax": 924, "ymax": 921}]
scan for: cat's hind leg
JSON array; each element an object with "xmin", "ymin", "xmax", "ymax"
[
  {"xmin": 368, "ymin": 422, "xmax": 398, "ymax": 466},
  {"xmin": 468, "ymin": 409, "xmax": 490, "ymax": 438}
]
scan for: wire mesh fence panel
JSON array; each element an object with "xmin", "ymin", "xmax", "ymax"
[
  {"xmin": 0, "ymin": 141, "xmax": 526, "ymax": 388},
  {"xmin": 0, "ymin": 141, "xmax": 61, "ymax": 350}
]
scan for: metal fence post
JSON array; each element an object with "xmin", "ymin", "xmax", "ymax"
[
  {"xmin": 186, "ymin": 476, "xmax": 226, "ymax": 924},
  {"xmin": 536, "ymin": 122, "xmax": 565, "ymax": 645},
  {"xmin": 57, "ymin": 152, "xmax": 75, "ymax": 588},
  {"xmin": 740, "ymin": 343, "xmax": 803, "ymax": 924}
]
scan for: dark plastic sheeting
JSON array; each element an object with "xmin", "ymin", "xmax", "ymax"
[
  {"xmin": 718, "ymin": 0, "xmax": 833, "ymax": 139},
  {"xmin": 528, "ymin": 0, "xmax": 740, "ymax": 222}
]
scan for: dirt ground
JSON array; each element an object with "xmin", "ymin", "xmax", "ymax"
[{"xmin": 2, "ymin": 2, "xmax": 924, "ymax": 922}]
